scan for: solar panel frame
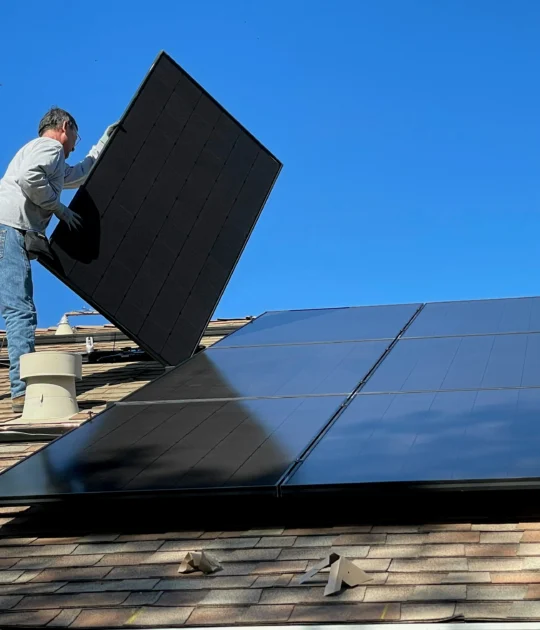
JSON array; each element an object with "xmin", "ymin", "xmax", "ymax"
[{"xmin": 40, "ymin": 51, "xmax": 282, "ymax": 367}]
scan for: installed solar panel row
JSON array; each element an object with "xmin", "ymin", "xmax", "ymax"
[
  {"xmin": 405, "ymin": 297, "xmax": 540, "ymax": 337},
  {"xmin": 1, "ymin": 298, "xmax": 540, "ymax": 505},
  {"xmin": 285, "ymin": 389, "xmax": 540, "ymax": 487},
  {"xmin": 215, "ymin": 303, "xmax": 421, "ymax": 346},
  {"xmin": 0, "ymin": 397, "xmax": 344, "ymax": 497},
  {"xmin": 364, "ymin": 334, "xmax": 540, "ymax": 393}
]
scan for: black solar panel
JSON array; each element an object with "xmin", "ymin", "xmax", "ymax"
[
  {"xmin": 364, "ymin": 334, "xmax": 540, "ymax": 392},
  {"xmin": 41, "ymin": 52, "xmax": 281, "ymax": 366},
  {"xmin": 284, "ymin": 388, "xmax": 540, "ymax": 487},
  {"xmin": 405, "ymin": 297, "xmax": 540, "ymax": 338},
  {"xmin": 215, "ymin": 304, "xmax": 421, "ymax": 347},
  {"xmin": 0, "ymin": 397, "xmax": 344, "ymax": 500}
]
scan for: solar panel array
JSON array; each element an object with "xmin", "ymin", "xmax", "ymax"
[
  {"xmin": 2, "ymin": 297, "xmax": 540, "ymax": 504},
  {"xmin": 285, "ymin": 297, "xmax": 540, "ymax": 490},
  {"xmin": 41, "ymin": 52, "xmax": 281, "ymax": 367}
]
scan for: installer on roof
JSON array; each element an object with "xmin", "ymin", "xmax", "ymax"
[{"xmin": 0, "ymin": 108, "xmax": 116, "ymax": 413}]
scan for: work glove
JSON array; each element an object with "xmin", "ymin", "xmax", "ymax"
[
  {"xmin": 88, "ymin": 122, "xmax": 120, "ymax": 159},
  {"xmin": 57, "ymin": 204, "xmax": 82, "ymax": 230},
  {"xmin": 102, "ymin": 122, "xmax": 119, "ymax": 142}
]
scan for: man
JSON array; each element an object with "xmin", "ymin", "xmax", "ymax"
[{"xmin": 0, "ymin": 108, "xmax": 116, "ymax": 412}]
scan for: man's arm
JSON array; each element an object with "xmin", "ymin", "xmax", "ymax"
[
  {"xmin": 64, "ymin": 123, "xmax": 119, "ymax": 189},
  {"xmin": 17, "ymin": 140, "xmax": 81, "ymax": 229},
  {"xmin": 63, "ymin": 155, "xmax": 96, "ymax": 189}
]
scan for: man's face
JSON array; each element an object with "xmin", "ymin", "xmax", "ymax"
[{"xmin": 61, "ymin": 121, "xmax": 79, "ymax": 157}]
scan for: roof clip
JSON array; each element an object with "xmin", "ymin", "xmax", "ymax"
[
  {"xmin": 178, "ymin": 551, "xmax": 222, "ymax": 575},
  {"xmin": 300, "ymin": 552, "xmax": 372, "ymax": 596}
]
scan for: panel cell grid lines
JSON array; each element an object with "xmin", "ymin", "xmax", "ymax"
[
  {"xmin": 285, "ymin": 297, "xmax": 540, "ymax": 492},
  {"xmin": 42, "ymin": 52, "xmax": 281, "ymax": 366}
]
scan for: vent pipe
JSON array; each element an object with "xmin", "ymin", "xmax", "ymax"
[
  {"xmin": 55, "ymin": 314, "xmax": 74, "ymax": 336},
  {"xmin": 20, "ymin": 352, "xmax": 82, "ymax": 423}
]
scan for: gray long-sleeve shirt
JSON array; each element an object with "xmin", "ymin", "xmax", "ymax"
[{"xmin": 0, "ymin": 137, "xmax": 99, "ymax": 234}]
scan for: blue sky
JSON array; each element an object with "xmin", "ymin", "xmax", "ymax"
[{"xmin": 1, "ymin": 0, "xmax": 539, "ymax": 327}]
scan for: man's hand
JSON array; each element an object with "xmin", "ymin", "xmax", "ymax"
[
  {"xmin": 89, "ymin": 122, "xmax": 120, "ymax": 160},
  {"xmin": 104, "ymin": 122, "xmax": 119, "ymax": 139},
  {"xmin": 98, "ymin": 122, "xmax": 119, "ymax": 146},
  {"xmin": 59, "ymin": 205, "xmax": 82, "ymax": 230}
]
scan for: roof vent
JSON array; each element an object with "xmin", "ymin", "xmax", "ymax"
[
  {"xmin": 19, "ymin": 352, "xmax": 82, "ymax": 422},
  {"xmin": 55, "ymin": 314, "xmax": 74, "ymax": 336}
]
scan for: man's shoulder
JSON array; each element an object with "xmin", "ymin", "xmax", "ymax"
[
  {"xmin": 17, "ymin": 137, "xmax": 64, "ymax": 166},
  {"xmin": 22, "ymin": 136, "xmax": 63, "ymax": 153}
]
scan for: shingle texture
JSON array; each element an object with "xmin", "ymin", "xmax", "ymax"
[{"xmin": 0, "ymin": 513, "xmax": 538, "ymax": 626}]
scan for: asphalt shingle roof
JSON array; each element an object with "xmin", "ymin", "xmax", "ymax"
[
  {"xmin": 0, "ymin": 513, "xmax": 540, "ymax": 626},
  {"xmin": 1, "ymin": 317, "xmax": 540, "ymax": 626}
]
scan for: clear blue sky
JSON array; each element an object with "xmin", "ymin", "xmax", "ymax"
[{"xmin": 1, "ymin": 1, "xmax": 539, "ymax": 327}]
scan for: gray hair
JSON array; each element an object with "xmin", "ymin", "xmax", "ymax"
[{"xmin": 38, "ymin": 107, "xmax": 78, "ymax": 137}]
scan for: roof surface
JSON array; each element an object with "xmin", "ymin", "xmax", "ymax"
[
  {"xmin": 1, "ymin": 318, "xmax": 540, "ymax": 626},
  {"xmin": 0, "ymin": 513, "xmax": 540, "ymax": 626}
]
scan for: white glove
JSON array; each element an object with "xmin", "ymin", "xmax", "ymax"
[
  {"xmin": 103, "ymin": 122, "xmax": 119, "ymax": 141},
  {"xmin": 89, "ymin": 122, "xmax": 119, "ymax": 159},
  {"xmin": 57, "ymin": 205, "xmax": 82, "ymax": 230}
]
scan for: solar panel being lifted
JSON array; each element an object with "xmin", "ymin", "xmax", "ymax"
[{"xmin": 41, "ymin": 52, "xmax": 281, "ymax": 366}]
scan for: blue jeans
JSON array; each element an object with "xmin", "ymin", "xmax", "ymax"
[{"xmin": 0, "ymin": 225, "xmax": 37, "ymax": 399}]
